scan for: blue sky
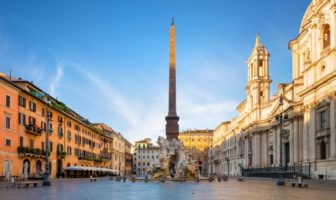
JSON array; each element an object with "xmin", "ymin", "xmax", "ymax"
[{"xmin": 0, "ymin": 0, "xmax": 310, "ymax": 143}]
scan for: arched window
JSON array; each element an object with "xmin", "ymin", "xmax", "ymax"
[{"xmin": 322, "ymin": 24, "xmax": 330, "ymax": 49}]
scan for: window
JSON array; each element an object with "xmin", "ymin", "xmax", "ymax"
[
  {"xmin": 28, "ymin": 116, "xmax": 36, "ymax": 126},
  {"xmin": 67, "ymin": 121, "xmax": 72, "ymax": 127},
  {"xmin": 48, "ymin": 123, "xmax": 53, "ymax": 132},
  {"xmin": 41, "ymin": 142, "xmax": 45, "ymax": 151},
  {"xmin": 18, "ymin": 113, "xmax": 26, "ymax": 125},
  {"xmin": 29, "ymin": 101, "xmax": 36, "ymax": 112},
  {"xmin": 260, "ymin": 91, "xmax": 263, "ymax": 97},
  {"xmin": 5, "ymin": 95, "xmax": 11, "ymax": 107},
  {"xmin": 322, "ymin": 24, "xmax": 330, "ymax": 49},
  {"xmin": 5, "ymin": 139, "xmax": 11, "ymax": 146},
  {"xmin": 30, "ymin": 139, "xmax": 34, "ymax": 148},
  {"xmin": 20, "ymin": 137, "xmax": 23, "ymax": 147},
  {"xmin": 58, "ymin": 126, "xmax": 63, "ymax": 136},
  {"xmin": 41, "ymin": 122, "xmax": 46, "ymax": 131},
  {"xmin": 48, "ymin": 141, "xmax": 53, "ymax": 152},
  {"xmin": 19, "ymin": 96, "xmax": 26, "ymax": 107},
  {"xmin": 321, "ymin": 65, "xmax": 326, "ymax": 72},
  {"xmin": 47, "ymin": 111, "xmax": 53, "ymax": 119},
  {"xmin": 320, "ymin": 141, "xmax": 327, "ymax": 160},
  {"xmin": 67, "ymin": 131, "xmax": 72, "ymax": 141},
  {"xmin": 5, "ymin": 116, "xmax": 11, "ymax": 129},
  {"xmin": 321, "ymin": 111, "xmax": 327, "ymax": 129}
]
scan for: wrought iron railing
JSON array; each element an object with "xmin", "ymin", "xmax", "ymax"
[{"xmin": 241, "ymin": 164, "xmax": 310, "ymax": 179}]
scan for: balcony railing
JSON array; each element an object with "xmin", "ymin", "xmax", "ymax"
[
  {"xmin": 25, "ymin": 125, "xmax": 43, "ymax": 136},
  {"xmin": 242, "ymin": 164, "xmax": 311, "ymax": 179},
  {"xmin": 100, "ymin": 151, "xmax": 112, "ymax": 160},
  {"xmin": 78, "ymin": 156, "xmax": 103, "ymax": 163},
  {"xmin": 17, "ymin": 146, "xmax": 49, "ymax": 157},
  {"xmin": 57, "ymin": 150, "xmax": 66, "ymax": 159}
]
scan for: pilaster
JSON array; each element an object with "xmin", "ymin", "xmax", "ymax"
[
  {"xmin": 294, "ymin": 118, "xmax": 299, "ymax": 163},
  {"xmin": 330, "ymin": 100, "xmax": 336, "ymax": 158},
  {"xmin": 303, "ymin": 109, "xmax": 309, "ymax": 162}
]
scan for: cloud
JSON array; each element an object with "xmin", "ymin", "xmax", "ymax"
[
  {"xmin": 66, "ymin": 62, "xmax": 139, "ymax": 126},
  {"xmin": 27, "ymin": 56, "xmax": 241, "ymax": 144},
  {"xmin": 49, "ymin": 61, "xmax": 64, "ymax": 97}
]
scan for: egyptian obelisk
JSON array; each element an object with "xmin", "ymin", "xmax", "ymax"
[{"xmin": 165, "ymin": 18, "xmax": 180, "ymax": 140}]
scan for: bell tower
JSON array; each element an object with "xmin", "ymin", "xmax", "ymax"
[{"xmin": 246, "ymin": 34, "xmax": 272, "ymax": 110}]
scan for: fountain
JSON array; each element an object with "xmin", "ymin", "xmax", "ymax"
[{"xmin": 147, "ymin": 137, "xmax": 198, "ymax": 181}]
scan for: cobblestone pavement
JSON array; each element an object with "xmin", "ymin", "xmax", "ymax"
[{"xmin": 0, "ymin": 178, "xmax": 336, "ymax": 200}]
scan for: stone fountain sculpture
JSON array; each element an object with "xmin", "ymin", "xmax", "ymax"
[{"xmin": 147, "ymin": 136, "xmax": 198, "ymax": 180}]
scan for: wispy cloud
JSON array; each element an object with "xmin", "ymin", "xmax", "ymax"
[{"xmin": 49, "ymin": 61, "xmax": 64, "ymax": 97}]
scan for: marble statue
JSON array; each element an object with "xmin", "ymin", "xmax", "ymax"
[{"xmin": 147, "ymin": 137, "xmax": 198, "ymax": 180}]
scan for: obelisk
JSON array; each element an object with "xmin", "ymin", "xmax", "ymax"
[{"xmin": 165, "ymin": 18, "xmax": 180, "ymax": 140}]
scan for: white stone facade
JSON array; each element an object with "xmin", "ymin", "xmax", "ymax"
[
  {"xmin": 211, "ymin": 0, "xmax": 336, "ymax": 180},
  {"xmin": 133, "ymin": 139, "xmax": 160, "ymax": 175}
]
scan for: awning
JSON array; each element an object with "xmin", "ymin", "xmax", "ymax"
[{"xmin": 64, "ymin": 166, "xmax": 119, "ymax": 174}]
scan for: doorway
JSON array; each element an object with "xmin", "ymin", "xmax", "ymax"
[{"xmin": 284, "ymin": 143, "xmax": 290, "ymax": 169}]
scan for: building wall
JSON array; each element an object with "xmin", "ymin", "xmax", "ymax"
[
  {"xmin": 210, "ymin": 0, "xmax": 336, "ymax": 180},
  {"xmin": 133, "ymin": 139, "xmax": 160, "ymax": 175},
  {"xmin": 0, "ymin": 76, "xmax": 130, "ymax": 179},
  {"xmin": 179, "ymin": 129, "xmax": 213, "ymax": 176}
]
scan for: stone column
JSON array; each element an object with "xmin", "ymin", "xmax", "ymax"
[
  {"xmin": 245, "ymin": 139, "xmax": 249, "ymax": 167},
  {"xmin": 294, "ymin": 118, "xmax": 299, "ymax": 163},
  {"xmin": 290, "ymin": 120, "xmax": 294, "ymax": 164},
  {"xmin": 299, "ymin": 116, "xmax": 303, "ymax": 162},
  {"xmin": 265, "ymin": 132, "xmax": 269, "ymax": 166},
  {"xmin": 252, "ymin": 135, "xmax": 256, "ymax": 167},
  {"xmin": 309, "ymin": 108, "xmax": 316, "ymax": 161},
  {"xmin": 303, "ymin": 109, "xmax": 309, "ymax": 162},
  {"xmin": 330, "ymin": 100, "xmax": 336, "ymax": 159}
]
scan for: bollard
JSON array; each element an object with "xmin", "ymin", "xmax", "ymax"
[
  {"xmin": 131, "ymin": 176, "xmax": 136, "ymax": 183},
  {"xmin": 209, "ymin": 176, "xmax": 213, "ymax": 182},
  {"xmin": 144, "ymin": 175, "xmax": 149, "ymax": 183},
  {"xmin": 195, "ymin": 177, "xmax": 200, "ymax": 183},
  {"xmin": 222, "ymin": 175, "xmax": 228, "ymax": 182},
  {"xmin": 123, "ymin": 177, "xmax": 126, "ymax": 182},
  {"xmin": 217, "ymin": 176, "xmax": 222, "ymax": 182}
]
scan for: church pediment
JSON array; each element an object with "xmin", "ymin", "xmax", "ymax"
[{"xmin": 268, "ymin": 95, "xmax": 292, "ymax": 117}]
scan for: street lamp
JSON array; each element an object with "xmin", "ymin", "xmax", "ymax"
[
  {"xmin": 210, "ymin": 142, "xmax": 213, "ymax": 176},
  {"xmin": 119, "ymin": 161, "xmax": 121, "ymax": 176},
  {"xmin": 226, "ymin": 157, "xmax": 229, "ymax": 176},
  {"xmin": 42, "ymin": 95, "xmax": 51, "ymax": 186},
  {"xmin": 275, "ymin": 96, "xmax": 288, "ymax": 186}
]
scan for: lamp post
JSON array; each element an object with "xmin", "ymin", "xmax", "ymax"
[
  {"xmin": 43, "ymin": 95, "xmax": 51, "ymax": 186},
  {"xmin": 210, "ymin": 142, "xmax": 213, "ymax": 176},
  {"xmin": 119, "ymin": 161, "xmax": 121, "ymax": 176},
  {"xmin": 275, "ymin": 96, "xmax": 288, "ymax": 186},
  {"xmin": 226, "ymin": 157, "xmax": 229, "ymax": 176}
]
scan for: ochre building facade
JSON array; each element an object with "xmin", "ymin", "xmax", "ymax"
[{"xmin": 0, "ymin": 74, "xmax": 131, "ymax": 179}]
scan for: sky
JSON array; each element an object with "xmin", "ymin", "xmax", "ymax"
[{"xmin": 0, "ymin": 0, "xmax": 310, "ymax": 143}]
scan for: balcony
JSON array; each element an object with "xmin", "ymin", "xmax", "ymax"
[
  {"xmin": 100, "ymin": 151, "xmax": 112, "ymax": 160},
  {"xmin": 57, "ymin": 150, "xmax": 66, "ymax": 159},
  {"xmin": 25, "ymin": 125, "xmax": 43, "ymax": 136},
  {"xmin": 17, "ymin": 146, "xmax": 48, "ymax": 158},
  {"xmin": 316, "ymin": 128, "xmax": 330, "ymax": 139},
  {"xmin": 78, "ymin": 156, "xmax": 103, "ymax": 163}
]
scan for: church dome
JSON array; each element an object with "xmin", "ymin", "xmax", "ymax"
[
  {"xmin": 300, "ymin": 2, "xmax": 313, "ymax": 32},
  {"xmin": 299, "ymin": 0, "xmax": 330, "ymax": 33}
]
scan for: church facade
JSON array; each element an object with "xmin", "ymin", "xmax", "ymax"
[{"xmin": 210, "ymin": 0, "xmax": 336, "ymax": 180}]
